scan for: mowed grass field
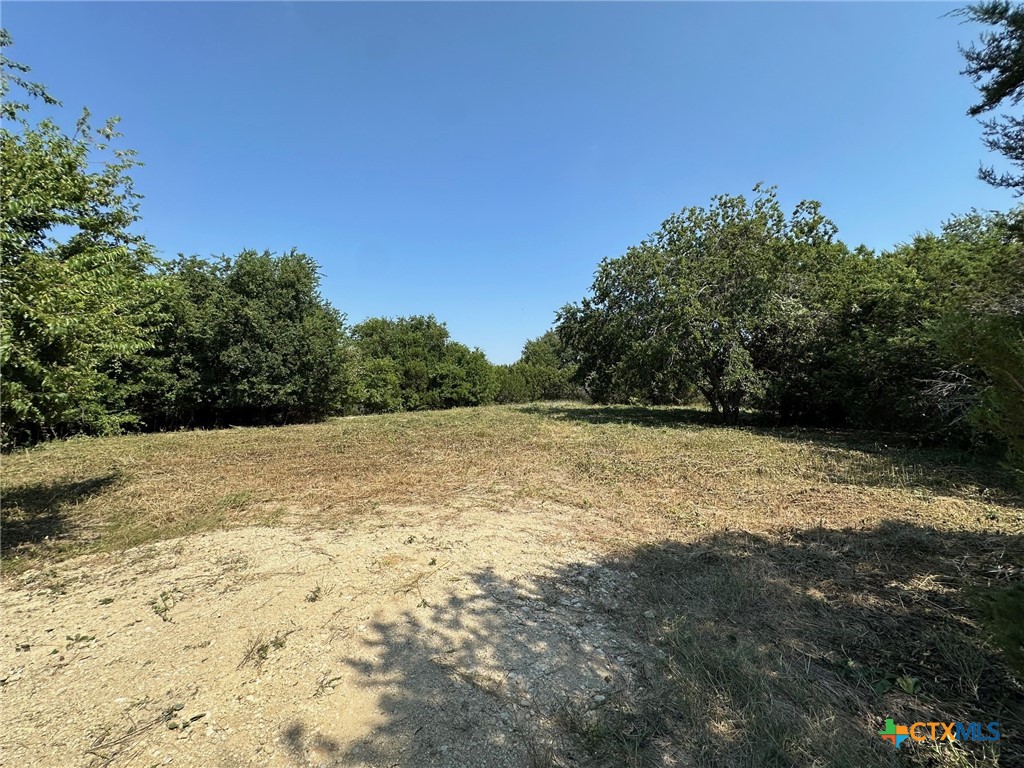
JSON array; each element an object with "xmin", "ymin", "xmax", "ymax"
[{"xmin": 3, "ymin": 403, "xmax": 1023, "ymax": 767}]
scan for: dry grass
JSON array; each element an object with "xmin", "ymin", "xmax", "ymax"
[
  {"xmin": 560, "ymin": 525, "xmax": 1023, "ymax": 767},
  {"xmin": 2, "ymin": 402, "xmax": 1023, "ymax": 766},
  {"xmin": 3, "ymin": 403, "xmax": 1020, "ymax": 568}
]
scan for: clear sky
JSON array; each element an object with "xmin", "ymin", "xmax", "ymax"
[{"xmin": 4, "ymin": 2, "xmax": 1014, "ymax": 363}]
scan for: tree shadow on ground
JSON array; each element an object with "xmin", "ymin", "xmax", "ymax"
[
  {"xmin": 520, "ymin": 404, "xmax": 1024, "ymax": 508},
  {"xmin": 519, "ymin": 403, "xmax": 730, "ymax": 431},
  {"xmin": 1, "ymin": 473, "xmax": 120, "ymax": 551},
  {"xmin": 326, "ymin": 521, "xmax": 1023, "ymax": 767},
  {"xmin": 280, "ymin": 720, "xmax": 342, "ymax": 766}
]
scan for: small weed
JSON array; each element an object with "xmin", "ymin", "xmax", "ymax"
[
  {"xmin": 896, "ymin": 675, "xmax": 921, "ymax": 695},
  {"xmin": 525, "ymin": 734, "xmax": 556, "ymax": 768},
  {"xmin": 98, "ymin": 596, "xmax": 115, "ymax": 606},
  {"xmin": 428, "ymin": 557, "xmax": 437, "ymax": 566},
  {"xmin": 305, "ymin": 584, "xmax": 322, "ymax": 603},
  {"xmin": 35, "ymin": 569, "xmax": 71, "ymax": 595},
  {"xmin": 150, "ymin": 589, "xmax": 181, "ymax": 622},
  {"xmin": 238, "ymin": 635, "xmax": 271, "ymax": 669},
  {"xmin": 238, "ymin": 629, "xmax": 294, "ymax": 670},
  {"xmin": 65, "ymin": 633, "xmax": 95, "ymax": 650},
  {"xmin": 215, "ymin": 491, "xmax": 252, "ymax": 510},
  {"xmin": 313, "ymin": 672, "xmax": 343, "ymax": 698}
]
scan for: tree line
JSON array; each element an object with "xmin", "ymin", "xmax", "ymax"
[
  {"xmin": 555, "ymin": 188, "xmax": 1021, "ymax": 476},
  {"xmin": 1, "ymin": 5, "xmax": 1022, "ymax": 484},
  {"xmin": 0, "ymin": 31, "xmax": 578, "ymax": 446}
]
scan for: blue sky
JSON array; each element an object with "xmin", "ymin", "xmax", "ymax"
[{"xmin": 4, "ymin": 2, "xmax": 1013, "ymax": 363}]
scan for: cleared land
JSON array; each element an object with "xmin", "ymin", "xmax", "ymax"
[{"xmin": 1, "ymin": 403, "xmax": 1022, "ymax": 767}]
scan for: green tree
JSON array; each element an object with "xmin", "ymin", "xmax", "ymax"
[
  {"xmin": 351, "ymin": 315, "xmax": 496, "ymax": 412},
  {"xmin": 353, "ymin": 356, "xmax": 404, "ymax": 413},
  {"xmin": 559, "ymin": 186, "xmax": 838, "ymax": 423},
  {"xmin": 0, "ymin": 31, "xmax": 163, "ymax": 445},
  {"xmin": 151, "ymin": 250, "xmax": 353, "ymax": 427},
  {"xmin": 494, "ymin": 330, "xmax": 582, "ymax": 403},
  {"xmin": 427, "ymin": 343, "xmax": 498, "ymax": 409},
  {"xmin": 520, "ymin": 330, "xmax": 572, "ymax": 369},
  {"xmin": 956, "ymin": 1, "xmax": 1024, "ymax": 193},
  {"xmin": 352, "ymin": 315, "xmax": 450, "ymax": 411},
  {"xmin": 930, "ymin": 209, "xmax": 1024, "ymax": 482}
]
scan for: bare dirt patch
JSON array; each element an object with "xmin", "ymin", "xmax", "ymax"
[{"xmin": 2, "ymin": 501, "xmax": 649, "ymax": 767}]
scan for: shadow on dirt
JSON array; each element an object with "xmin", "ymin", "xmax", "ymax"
[
  {"xmin": 281, "ymin": 721, "xmax": 342, "ymax": 765},
  {"xmin": 1, "ymin": 473, "xmax": 120, "ymax": 550},
  {"xmin": 325, "ymin": 521, "xmax": 1023, "ymax": 767}
]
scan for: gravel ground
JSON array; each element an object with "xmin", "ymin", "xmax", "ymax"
[{"xmin": 1, "ymin": 502, "xmax": 654, "ymax": 767}]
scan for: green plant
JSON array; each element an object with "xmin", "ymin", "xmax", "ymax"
[
  {"xmin": 0, "ymin": 31, "xmax": 164, "ymax": 447},
  {"xmin": 238, "ymin": 630, "xmax": 292, "ymax": 670},
  {"xmin": 65, "ymin": 633, "xmax": 95, "ymax": 650},
  {"xmin": 150, "ymin": 590, "xmax": 180, "ymax": 622}
]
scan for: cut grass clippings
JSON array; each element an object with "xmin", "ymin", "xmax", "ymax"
[{"xmin": 2, "ymin": 402, "xmax": 1022, "ymax": 766}]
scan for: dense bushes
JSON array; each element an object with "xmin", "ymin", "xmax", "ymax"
[
  {"xmin": 929, "ymin": 216, "xmax": 1024, "ymax": 478},
  {"xmin": 136, "ymin": 251, "xmax": 356, "ymax": 429},
  {"xmin": 350, "ymin": 315, "xmax": 497, "ymax": 413},
  {"xmin": 494, "ymin": 363, "xmax": 574, "ymax": 404},
  {"xmin": 494, "ymin": 331, "xmax": 582, "ymax": 404}
]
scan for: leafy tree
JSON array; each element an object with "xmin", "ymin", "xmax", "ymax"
[
  {"xmin": 558, "ymin": 184, "xmax": 1024, "ymax": 441},
  {"xmin": 427, "ymin": 343, "xmax": 498, "ymax": 409},
  {"xmin": 149, "ymin": 250, "xmax": 353, "ymax": 427},
  {"xmin": 351, "ymin": 315, "xmax": 496, "ymax": 412},
  {"xmin": 494, "ymin": 365, "xmax": 532, "ymax": 404},
  {"xmin": 520, "ymin": 330, "xmax": 573, "ymax": 369},
  {"xmin": 956, "ymin": 1, "xmax": 1024, "ymax": 193},
  {"xmin": 494, "ymin": 362, "xmax": 581, "ymax": 404},
  {"xmin": 930, "ymin": 209, "xmax": 1024, "ymax": 481},
  {"xmin": 559, "ymin": 186, "xmax": 839, "ymax": 423},
  {"xmin": 0, "ymin": 31, "xmax": 163, "ymax": 445},
  {"xmin": 494, "ymin": 330, "xmax": 582, "ymax": 404},
  {"xmin": 353, "ymin": 356, "xmax": 404, "ymax": 414},
  {"xmin": 352, "ymin": 315, "xmax": 450, "ymax": 411}
]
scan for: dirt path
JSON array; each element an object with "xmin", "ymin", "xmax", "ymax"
[{"xmin": 1, "ymin": 502, "xmax": 655, "ymax": 767}]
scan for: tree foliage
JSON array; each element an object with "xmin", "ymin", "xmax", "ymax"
[
  {"xmin": 350, "ymin": 315, "xmax": 497, "ymax": 412},
  {"xmin": 557, "ymin": 185, "xmax": 1021, "ymax": 479},
  {"xmin": 929, "ymin": 210, "xmax": 1024, "ymax": 481},
  {"xmin": 0, "ymin": 31, "xmax": 163, "ymax": 445},
  {"xmin": 957, "ymin": 1, "xmax": 1024, "ymax": 193},
  {"xmin": 494, "ymin": 330, "xmax": 582, "ymax": 404},
  {"xmin": 143, "ymin": 250, "xmax": 355, "ymax": 428},
  {"xmin": 559, "ymin": 186, "xmax": 841, "ymax": 423}
]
